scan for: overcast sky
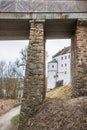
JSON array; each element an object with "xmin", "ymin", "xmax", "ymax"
[
  {"xmin": 0, "ymin": 40, "xmax": 29, "ymax": 62},
  {"xmin": 0, "ymin": 39, "xmax": 70, "ymax": 63},
  {"xmin": 46, "ymin": 39, "xmax": 70, "ymax": 62}
]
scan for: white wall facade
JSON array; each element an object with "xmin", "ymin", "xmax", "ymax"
[
  {"xmin": 55, "ymin": 53, "xmax": 71, "ymax": 85},
  {"xmin": 47, "ymin": 52, "xmax": 71, "ymax": 89},
  {"xmin": 47, "ymin": 62, "xmax": 58, "ymax": 89}
]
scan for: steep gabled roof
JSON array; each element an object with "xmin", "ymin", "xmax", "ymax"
[
  {"xmin": 53, "ymin": 46, "xmax": 71, "ymax": 58},
  {"xmin": 48, "ymin": 59, "xmax": 58, "ymax": 64}
]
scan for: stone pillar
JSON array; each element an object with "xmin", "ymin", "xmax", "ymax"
[
  {"xmin": 18, "ymin": 20, "xmax": 46, "ymax": 130},
  {"xmin": 71, "ymin": 19, "xmax": 87, "ymax": 98}
]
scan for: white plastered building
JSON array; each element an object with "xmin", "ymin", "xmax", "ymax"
[{"xmin": 47, "ymin": 46, "xmax": 71, "ymax": 89}]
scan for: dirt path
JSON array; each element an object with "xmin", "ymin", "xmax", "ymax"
[
  {"xmin": 0, "ymin": 106, "xmax": 20, "ymax": 130},
  {"xmin": 0, "ymin": 99, "xmax": 20, "ymax": 116}
]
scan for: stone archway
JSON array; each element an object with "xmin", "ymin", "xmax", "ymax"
[{"xmin": 18, "ymin": 19, "xmax": 87, "ymax": 130}]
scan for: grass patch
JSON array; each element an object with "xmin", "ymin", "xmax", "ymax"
[
  {"xmin": 46, "ymin": 84, "xmax": 71, "ymax": 100},
  {"xmin": 11, "ymin": 114, "xmax": 19, "ymax": 125}
]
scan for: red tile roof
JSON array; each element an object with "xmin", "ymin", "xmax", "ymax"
[{"xmin": 53, "ymin": 46, "xmax": 71, "ymax": 58}]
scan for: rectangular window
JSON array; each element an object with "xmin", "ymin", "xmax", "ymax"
[
  {"xmin": 68, "ymin": 55, "xmax": 70, "ymax": 59},
  {"xmin": 61, "ymin": 64, "xmax": 63, "ymax": 67},
  {"xmin": 52, "ymin": 65, "xmax": 54, "ymax": 68},
  {"xmin": 54, "ymin": 75, "xmax": 56, "ymax": 78},
  {"xmin": 65, "ymin": 71, "xmax": 67, "ymax": 74},
  {"xmin": 61, "ymin": 57, "xmax": 63, "ymax": 60},
  {"xmin": 65, "ymin": 56, "xmax": 67, "ymax": 59}
]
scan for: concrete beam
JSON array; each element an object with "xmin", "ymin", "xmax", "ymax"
[
  {"xmin": 0, "ymin": 19, "xmax": 77, "ymax": 40},
  {"xmin": 0, "ymin": 13, "xmax": 87, "ymax": 20}
]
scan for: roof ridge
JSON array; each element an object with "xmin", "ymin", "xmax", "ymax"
[{"xmin": 53, "ymin": 46, "xmax": 71, "ymax": 58}]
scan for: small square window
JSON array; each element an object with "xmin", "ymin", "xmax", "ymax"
[
  {"xmin": 61, "ymin": 64, "xmax": 63, "ymax": 67},
  {"xmin": 61, "ymin": 57, "xmax": 63, "ymax": 60},
  {"xmin": 65, "ymin": 64, "xmax": 67, "ymax": 66},
  {"xmin": 65, "ymin": 71, "xmax": 67, "ymax": 74},
  {"xmin": 68, "ymin": 55, "xmax": 70, "ymax": 59},
  {"xmin": 52, "ymin": 65, "xmax": 54, "ymax": 68},
  {"xmin": 54, "ymin": 75, "xmax": 56, "ymax": 78},
  {"xmin": 65, "ymin": 56, "xmax": 67, "ymax": 59}
]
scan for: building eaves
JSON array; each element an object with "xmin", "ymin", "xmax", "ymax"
[{"xmin": 53, "ymin": 46, "xmax": 71, "ymax": 58}]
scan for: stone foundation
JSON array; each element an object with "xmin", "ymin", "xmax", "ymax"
[
  {"xmin": 71, "ymin": 19, "xmax": 87, "ymax": 98},
  {"xmin": 18, "ymin": 20, "xmax": 45, "ymax": 130}
]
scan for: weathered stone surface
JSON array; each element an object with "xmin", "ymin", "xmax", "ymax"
[
  {"xmin": 26, "ymin": 97, "xmax": 87, "ymax": 130},
  {"xmin": 71, "ymin": 19, "xmax": 87, "ymax": 98},
  {"xmin": 18, "ymin": 20, "xmax": 46, "ymax": 130},
  {"xmin": 0, "ymin": 0, "xmax": 87, "ymax": 12}
]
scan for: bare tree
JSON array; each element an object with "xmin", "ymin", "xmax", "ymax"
[
  {"xmin": 20, "ymin": 46, "xmax": 28, "ymax": 67},
  {"xmin": 4, "ymin": 61, "xmax": 23, "ymax": 99},
  {"xmin": 0, "ymin": 60, "xmax": 24, "ymax": 99},
  {"xmin": 0, "ymin": 46, "xmax": 28, "ymax": 99},
  {"xmin": 0, "ymin": 61, "xmax": 6, "ymax": 98}
]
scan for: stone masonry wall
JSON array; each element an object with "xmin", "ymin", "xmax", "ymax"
[
  {"xmin": 18, "ymin": 20, "xmax": 45, "ymax": 130},
  {"xmin": 71, "ymin": 19, "xmax": 87, "ymax": 98}
]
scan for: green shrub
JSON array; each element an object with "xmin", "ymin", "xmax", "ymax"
[{"xmin": 11, "ymin": 114, "xmax": 19, "ymax": 125}]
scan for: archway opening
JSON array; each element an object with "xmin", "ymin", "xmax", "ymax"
[
  {"xmin": 0, "ymin": 40, "xmax": 28, "ymax": 99},
  {"xmin": 46, "ymin": 39, "xmax": 71, "ymax": 96}
]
